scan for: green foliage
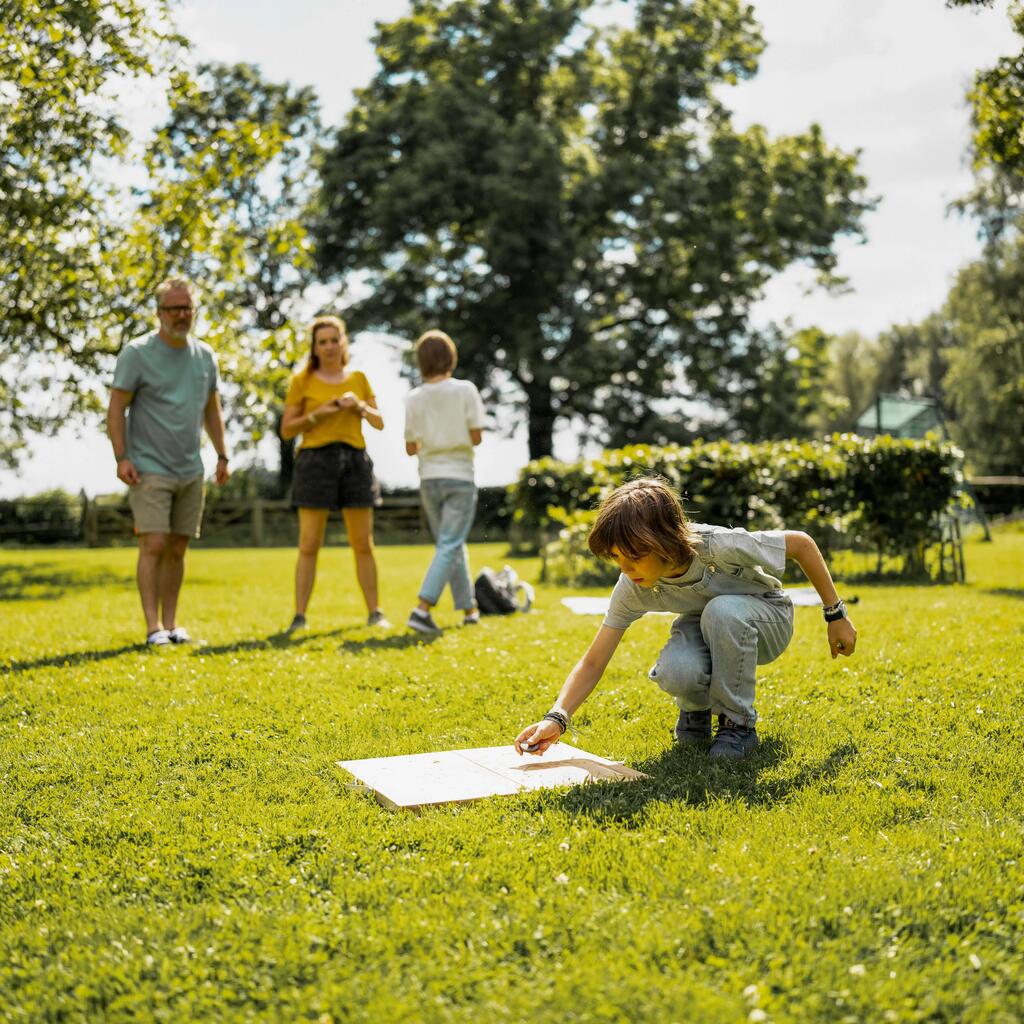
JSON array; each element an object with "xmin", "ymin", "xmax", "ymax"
[
  {"xmin": 941, "ymin": 241, "xmax": 1024, "ymax": 475},
  {"xmin": 314, "ymin": 0, "xmax": 872, "ymax": 458},
  {"xmin": 0, "ymin": 0, "xmax": 179, "ymax": 462},
  {"xmin": 1, "ymin": 532, "xmax": 1024, "ymax": 1019},
  {"xmin": 511, "ymin": 436, "xmax": 963, "ymax": 573}
]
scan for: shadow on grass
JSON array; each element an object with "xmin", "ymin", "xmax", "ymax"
[
  {"xmin": 549, "ymin": 739, "xmax": 859, "ymax": 824},
  {"xmin": 193, "ymin": 629, "xmax": 348, "ymax": 657},
  {"xmin": 984, "ymin": 588, "xmax": 1024, "ymax": 600},
  {"xmin": 2, "ymin": 642, "xmax": 145, "ymax": 675},
  {"xmin": 337, "ymin": 632, "xmax": 441, "ymax": 653},
  {"xmin": 0, "ymin": 563, "xmax": 128, "ymax": 602}
]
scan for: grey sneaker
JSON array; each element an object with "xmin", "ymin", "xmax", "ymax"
[
  {"xmin": 407, "ymin": 608, "xmax": 441, "ymax": 634},
  {"xmin": 709, "ymin": 714, "xmax": 759, "ymax": 760},
  {"xmin": 674, "ymin": 708, "xmax": 712, "ymax": 746},
  {"xmin": 367, "ymin": 610, "xmax": 392, "ymax": 628},
  {"xmin": 285, "ymin": 613, "xmax": 306, "ymax": 635}
]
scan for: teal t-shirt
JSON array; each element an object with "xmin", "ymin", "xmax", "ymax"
[{"xmin": 112, "ymin": 333, "xmax": 219, "ymax": 479}]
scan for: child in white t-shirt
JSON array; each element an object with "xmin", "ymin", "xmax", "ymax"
[{"xmin": 404, "ymin": 330, "xmax": 487, "ymax": 633}]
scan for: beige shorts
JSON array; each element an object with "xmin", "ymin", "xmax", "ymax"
[{"xmin": 129, "ymin": 474, "xmax": 206, "ymax": 538}]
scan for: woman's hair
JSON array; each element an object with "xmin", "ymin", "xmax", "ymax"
[
  {"xmin": 588, "ymin": 477, "xmax": 697, "ymax": 567},
  {"xmin": 414, "ymin": 330, "xmax": 457, "ymax": 378},
  {"xmin": 304, "ymin": 315, "xmax": 349, "ymax": 374}
]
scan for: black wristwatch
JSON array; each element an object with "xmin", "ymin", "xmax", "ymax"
[{"xmin": 823, "ymin": 599, "xmax": 848, "ymax": 623}]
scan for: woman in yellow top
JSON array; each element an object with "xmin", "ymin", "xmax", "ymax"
[{"xmin": 280, "ymin": 315, "xmax": 389, "ymax": 632}]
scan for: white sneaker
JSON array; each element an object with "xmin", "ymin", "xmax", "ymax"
[
  {"xmin": 407, "ymin": 608, "xmax": 441, "ymax": 634},
  {"xmin": 367, "ymin": 610, "xmax": 392, "ymax": 628},
  {"xmin": 167, "ymin": 627, "xmax": 192, "ymax": 644},
  {"xmin": 146, "ymin": 629, "xmax": 171, "ymax": 646}
]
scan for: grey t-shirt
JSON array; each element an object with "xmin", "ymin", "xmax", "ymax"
[
  {"xmin": 603, "ymin": 524, "xmax": 789, "ymax": 630},
  {"xmin": 112, "ymin": 333, "xmax": 219, "ymax": 478}
]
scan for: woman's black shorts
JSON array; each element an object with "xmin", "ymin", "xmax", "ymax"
[{"xmin": 292, "ymin": 442, "xmax": 381, "ymax": 510}]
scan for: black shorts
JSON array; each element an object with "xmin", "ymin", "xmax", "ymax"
[{"xmin": 292, "ymin": 442, "xmax": 381, "ymax": 510}]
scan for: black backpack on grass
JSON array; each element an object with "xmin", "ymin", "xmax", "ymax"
[{"xmin": 474, "ymin": 565, "xmax": 533, "ymax": 616}]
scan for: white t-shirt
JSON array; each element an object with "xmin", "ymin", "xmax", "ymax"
[{"xmin": 404, "ymin": 377, "xmax": 487, "ymax": 481}]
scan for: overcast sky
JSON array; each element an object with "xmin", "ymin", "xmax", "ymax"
[{"xmin": 2, "ymin": 0, "xmax": 1017, "ymax": 497}]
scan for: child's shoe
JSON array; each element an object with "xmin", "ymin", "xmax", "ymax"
[
  {"xmin": 709, "ymin": 714, "xmax": 758, "ymax": 760},
  {"xmin": 284, "ymin": 613, "xmax": 306, "ymax": 635},
  {"xmin": 462, "ymin": 610, "xmax": 480, "ymax": 626},
  {"xmin": 407, "ymin": 608, "xmax": 441, "ymax": 634},
  {"xmin": 367, "ymin": 610, "xmax": 392, "ymax": 628},
  {"xmin": 673, "ymin": 708, "xmax": 712, "ymax": 746}
]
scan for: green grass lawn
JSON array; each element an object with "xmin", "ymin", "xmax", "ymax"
[{"xmin": 2, "ymin": 527, "xmax": 1024, "ymax": 1022}]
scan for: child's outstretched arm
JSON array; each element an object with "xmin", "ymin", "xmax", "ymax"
[
  {"xmin": 785, "ymin": 531, "xmax": 858, "ymax": 659},
  {"xmin": 514, "ymin": 625, "xmax": 625, "ymax": 755}
]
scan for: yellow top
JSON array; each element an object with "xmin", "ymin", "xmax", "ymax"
[{"xmin": 285, "ymin": 369, "xmax": 376, "ymax": 450}]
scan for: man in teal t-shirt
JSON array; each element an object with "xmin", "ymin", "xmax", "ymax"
[{"xmin": 106, "ymin": 278, "xmax": 231, "ymax": 646}]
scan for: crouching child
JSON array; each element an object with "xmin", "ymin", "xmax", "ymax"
[{"xmin": 515, "ymin": 477, "xmax": 857, "ymax": 761}]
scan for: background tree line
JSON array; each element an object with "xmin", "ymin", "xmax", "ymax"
[{"xmin": 2, "ymin": 0, "xmax": 1022, "ymax": 488}]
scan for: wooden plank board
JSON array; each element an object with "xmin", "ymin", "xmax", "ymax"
[{"xmin": 337, "ymin": 743, "xmax": 646, "ymax": 812}]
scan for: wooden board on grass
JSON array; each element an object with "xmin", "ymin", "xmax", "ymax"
[{"xmin": 337, "ymin": 743, "xmax": 646, "ymax": 812}]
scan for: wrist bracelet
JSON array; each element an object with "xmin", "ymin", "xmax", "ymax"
[
  {"xmin": 543, "ymin": 710, "xmax": 569, "ymax": 735},
  {"xmin": 115, "ymin": 453, "xmax": 126, "ymax": 463},
  {"xmin": 216, "ymin": 454, "xmax": 228, "ymax": 463},
  {"xmin": 823, "ymin": 599, "xmax": 847, "ymax": 623}
]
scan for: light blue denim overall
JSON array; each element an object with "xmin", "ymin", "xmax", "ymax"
[{"xmin": 604, "ymin": 525, "xmax": 795, "ymax": 727}]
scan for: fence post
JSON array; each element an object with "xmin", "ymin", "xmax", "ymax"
[
  {"xmin": 252, "ymin": 499, "xmax": 264, "ymax": 547},
  {"xmin": 82, "ymin": 495, "xmax": 99, "ymax": 547}
]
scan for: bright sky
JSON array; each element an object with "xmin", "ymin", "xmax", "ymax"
[{"xmin": 2, "ymin": 0, "xmax": 1017, "ymax": 498}]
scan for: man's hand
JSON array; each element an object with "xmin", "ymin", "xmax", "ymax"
[
  {"xmin": 116, "ymin": 457, "xmax": 141, "ymax": 486},
  {"xmin": 828, "ymin": 617, "xmax": 857, "ymax": 659},
  {"xmin": 514, "ymin": 718, "xmax": 563, "ymax": 756},
  {"xmin": 215, "ymin": 458, "xmax": 230, "ymax": 486}
]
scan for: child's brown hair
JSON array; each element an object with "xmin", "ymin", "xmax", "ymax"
[
  {"xmin": 588, "ymin": 477, "xmax": 697, "ymax": 567},
  {"xmin": 414, "ymin": 330, "xmax": 457, "ymax": 378}
]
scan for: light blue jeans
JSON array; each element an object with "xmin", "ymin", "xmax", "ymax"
[
  {"xmin": 418, "ymin": 478, "xmax": 478, "ymax": 610},
  {"xmin": 648, "ymin": 593, "xmax": 794, "ymax": 727}
]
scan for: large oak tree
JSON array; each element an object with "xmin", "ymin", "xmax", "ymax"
[{"xmin": 314, "ymin": 0, "xmax": 872, "ymax": 458}]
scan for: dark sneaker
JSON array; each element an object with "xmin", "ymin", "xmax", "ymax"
[
  {"xmin": 709, "ymin": 714, "xmax": 759, "ymax": 760},
  {"xmin": 285, "ymin": 614, "xmax": 307, "ymax": 635},
  {"xmin": 674, "ymin": 708, "xmax": 712, "ymax": 745},
  {"xmin": 367, "ymin": 610, "xmax": 392, "ymax": 628},
  {"xmin": 407, "ymin": 608, "xmax": 441, "ymax": 634}
]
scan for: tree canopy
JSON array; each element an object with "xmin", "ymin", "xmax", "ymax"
[
  {"xmin": 314, "ymin": 0, "xmax": 873, "ymax": 458},
  {"xmin": 0, "ymin": 0, "xmax": 178, "ymax": 465}
]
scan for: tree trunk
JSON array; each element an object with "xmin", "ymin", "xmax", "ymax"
[{"xmin": 525, "ymin": 381, "xmax": 557, "ymax": 461}]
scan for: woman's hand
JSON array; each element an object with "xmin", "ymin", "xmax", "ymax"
[
  {"xmin": 828, "ymin": 617, "xmax": 857, "ymax": 659},
  {"xmin": 335, "ymin": 392, "xmax": 362, "ymax": 411},
  {"xmin": 312, "ymin": 399, "xmax": 343, "ymax": 420},
  {"xmin": 515, "ymin": 718, "xmax": 563, "ymax": 756}
]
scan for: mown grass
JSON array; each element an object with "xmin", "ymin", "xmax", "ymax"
[{"xmin": 2, "ymin": 527, "xmax": 1023, "ymax": 1022}]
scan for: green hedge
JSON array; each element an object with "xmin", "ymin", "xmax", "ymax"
[{"xmin": 509, "ymin": 436, "xmax": 964, "ymax": 574}]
